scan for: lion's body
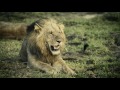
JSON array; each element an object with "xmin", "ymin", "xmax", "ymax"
[
  {"xmin": 0, "ymin": 22, "xmax": 27, "ymax": 40},
  {"xmin": 19, "ymin": 18, "xmax": 76, "ymax": 75}
]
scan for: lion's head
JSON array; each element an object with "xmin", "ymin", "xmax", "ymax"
[{"xmin": 28, "ymin": 18, "xmax": 66, "ymax": 56}]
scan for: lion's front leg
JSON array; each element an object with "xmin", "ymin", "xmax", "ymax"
[
  {"xmin": 27, "ymin": 48, "xmax": 58, "ymax": 74},
  {"xmin": 53, "ymin": 58, "xmax": 76, "ymax": 75}
]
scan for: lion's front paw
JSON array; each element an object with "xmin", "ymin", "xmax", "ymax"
[
  {"xmin": 66, "ymin": 68, "xmax": 77, "ymax": 75},
  {"xmin": 69, "ymin": 70, "xmax": 77, "ymax": 75},
  {"xmin": 46, "ymin": 68, "xmax": 59, "ymax": 75}
]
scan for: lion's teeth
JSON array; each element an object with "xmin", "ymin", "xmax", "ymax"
[{"xmin": 51, "ymin": 45, "xmax": 59, "ymax": 51}]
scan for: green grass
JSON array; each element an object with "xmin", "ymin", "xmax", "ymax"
[{"xmin": 0, "ymin": 12, "xmax": 120, "ymax": 78}]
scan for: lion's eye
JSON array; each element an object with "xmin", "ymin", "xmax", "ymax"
[
  {"xmin": 50, "ymin": 31, "xmax": 53, "ymax": 34},
  {"xmin": 59, "ymin": 31, "xmax": 62, "ymax": 33}
]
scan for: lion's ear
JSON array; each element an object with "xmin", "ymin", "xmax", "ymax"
[
  {"xmin": 34, "ymin": 23, "xmax": 42, "ymax": 33},
  {"xmin": 58, "ymin": 24, "xmax": 64, "ymax": 30}
]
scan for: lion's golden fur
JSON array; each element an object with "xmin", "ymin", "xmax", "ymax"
[
  {"xmin": 19, "ymin": 18, "xmax": 76, "ymax": 75},
  {"xmin": 0, "ymin": 21, "xmax": 27, "ymax": 40}
]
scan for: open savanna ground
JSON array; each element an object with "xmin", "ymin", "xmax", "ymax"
[{"xmin": 0, "ymin": 12, "xmax": 120, "ymax": 78}]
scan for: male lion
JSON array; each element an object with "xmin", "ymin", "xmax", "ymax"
[{"xmin": 19, "ymin": 18, "xmax": 76, "ymax": 75}]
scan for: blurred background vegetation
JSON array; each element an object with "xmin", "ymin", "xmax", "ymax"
[{"xmin": 0, "ymin": 12, "xmax": 120, "ymax": 21}]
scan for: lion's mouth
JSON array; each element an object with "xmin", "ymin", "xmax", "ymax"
[{"xmin": 50, "ymin": 45, "xmax": 60, "ymax": 55}]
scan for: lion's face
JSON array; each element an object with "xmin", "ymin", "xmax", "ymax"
[
  {"xmin": 46, "ymin": 27, "xmax": 65, "ymax": 55},
  {"xmin": 35, "ymin": 19, "xmax": 66, "ymax": 56}
]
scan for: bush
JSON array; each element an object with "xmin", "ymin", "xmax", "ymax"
[{"xmin": 103, "ymin": 12, "xmax": 120, "ymax": 21}]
